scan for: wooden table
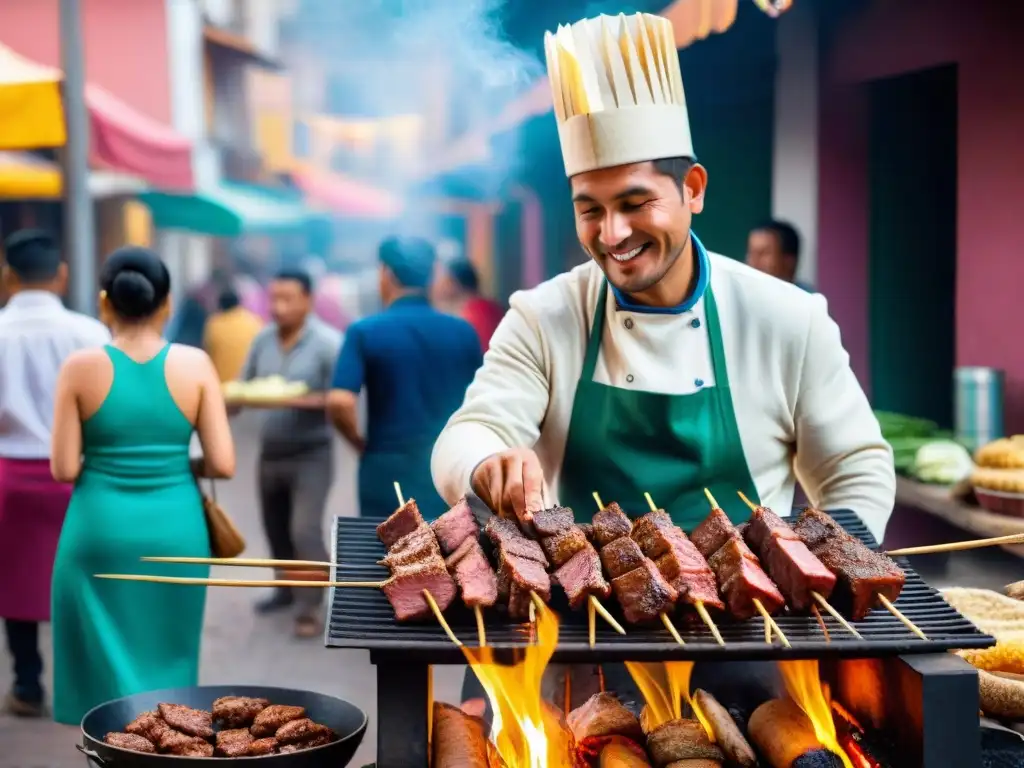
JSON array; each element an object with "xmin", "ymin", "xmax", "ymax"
[{"xmin": 895, "ymin": 476, "xmax": 1024, "ymax": 558}]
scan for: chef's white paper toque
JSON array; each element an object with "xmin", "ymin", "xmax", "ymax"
[{"xmin": 544, "ymin": 13, "xmax": 694, "ymax": 177}]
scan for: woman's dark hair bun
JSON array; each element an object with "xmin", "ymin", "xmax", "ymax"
[
  {"xmin": 109, "ymin": 270, "xmax": 156, "ymax": 319},
  {"xmin": 99, "ymin": 246, "xmax": 171, "ymax": 320}
]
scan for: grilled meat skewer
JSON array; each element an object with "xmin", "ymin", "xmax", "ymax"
[
  {"xmin": 739, "ymin": 496, "xmax": 836, "ymax": 612},
  {"xmin": 690, "ymin": 504, "xmax": 785, "ymax": 621},
  {"xmin": 793, "ymin": 507, "xmax": 905, "ymax": 620},
  {"xmin": 593, "ymin": 503, "xmax": 679, "ymax": 625}
]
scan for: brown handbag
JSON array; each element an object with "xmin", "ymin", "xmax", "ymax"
[{"xmin": 201, "ymin": 480, "xmax": 246, "ymax": 558}]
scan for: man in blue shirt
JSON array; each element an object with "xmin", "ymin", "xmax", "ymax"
[
  {"xmin": 745, "ymin": 219, "xmax": 815, "ymax": 292},
  {"xmin": 327, "ymin": 237, "xmax": 483, "ymax": 519}
]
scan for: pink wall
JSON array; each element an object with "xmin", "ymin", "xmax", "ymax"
[
  {"xmin": 0, "ymin": 0, "xmax": 171, "ymax": 124},
  {"xmin": 817, "ymin": 0, "xmax": 1024, "ymax": 429}
]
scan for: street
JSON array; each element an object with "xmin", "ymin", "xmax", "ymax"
[{"xmin": 0, "ymin": 414, "xmax": 465, "ymax": 767}]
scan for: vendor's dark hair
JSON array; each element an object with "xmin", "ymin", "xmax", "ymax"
[
  {"xmin": 273, "ymin": 267, "xmax": 312, "ymax": 295},
  {"xmin": 652, "ymin": 156, "xmax": 696, "ymax": 193},
  {"xmin": 446, "ymin": 257, "xmax": 479, "ymax": 293},
  {"xmin": 218, "ymin": 288, "xmax": 241, "ymax": 311},
  {"xmin": 100, "ymin": 246, "xmax": 171, "ymax": 320},
  {"xmin": 753, "ymin": 219, "xmax": 801, "ymax": 260},
  {"xmin": 3, "ymin": 229, "xmax": 61, "ymax": 282}
]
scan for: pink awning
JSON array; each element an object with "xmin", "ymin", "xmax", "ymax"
[
  {"xmin": 291, "ymin": 164, "xmax": 402, "ymax": 219},
  {"xmin": 85, "ymin": 83, "xmax": 193, "ymax": 191}
]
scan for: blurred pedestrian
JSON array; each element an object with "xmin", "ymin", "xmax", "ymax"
[
  {"xmin": 745, "ymin": 220, "xmax": 814, "ymax": 291},
  {"xmin": 0, "ymin": 230, "xmax": 109, "ymax": 717},
  {"xmin": 203, "ymin": 288, "xmax": 264, "ymax": 382},
  {"xmin": 49, "ymin": 246, "xmax": 235, "ymax": 724},
  {"xmin": 328, "ymin": 237, "xmax": 482, "ymax": 521},
  {"xmin": 431, "ymin": 256, "xmax": 505, "ymax": 351},
  {"xmin": 237, "ymin": 269, "xmax": 341, "ymax": 637}
]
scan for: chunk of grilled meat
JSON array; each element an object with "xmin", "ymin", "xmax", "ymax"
[
  {"xmin": 157, "ymin": 702, "xmax": 214, "ymax": 739},
  {"xmin": 103, "ymin": 733, "xmax": 155, "ymax": 753},
  {"xmin": 212, "ymin": 695, "xmax": 270, "ymax": 728},
  {"xmin": 250, "ymin": 704, "xmax": 306, "ymax": 738}
]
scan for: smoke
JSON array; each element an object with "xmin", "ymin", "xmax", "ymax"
[{"xmin": 283, "ymin": 0, "xmax": 543, "ymax": 240}]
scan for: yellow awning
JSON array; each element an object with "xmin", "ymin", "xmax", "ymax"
[
  {"xmin": 0, "ymin": 151, "xmax": 146, "ymax": 200},
  {"xmin": 0, "ymin": 151, "xmax": 59, "ymax": 198},
  {"xmin": 0, "ymin": 43, "xmax": 66, "ymax": 150}
]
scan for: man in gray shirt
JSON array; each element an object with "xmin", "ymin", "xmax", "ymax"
[{"xmin": 239, "ymin": 268, "xmax": 341, "ymax": 637}]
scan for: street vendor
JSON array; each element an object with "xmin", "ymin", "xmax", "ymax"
[{"xmin": 431, "ymin": 12, "xmax": 895, "ymax": 710}]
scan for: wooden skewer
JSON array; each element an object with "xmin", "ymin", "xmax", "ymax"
[
  {"xmin": 588, "ymin": 596, "xmax": 596, "ymax": 648},
  {"xmin": 94, "ymin": 574, "xmax": 381, "ymax": 588},
  {"xmin": 590, "ymin": 594, "xmax": 626, "ymax": 635},
  {"xmin": 877, "ymin": 593, "xmax": 928, "ymax": 640},
  {"xmin": 811, "ymin": 591, "xmax": 863, "ymax": 639},
  {"xmin": 564, "ymin": 671, "xmax": 572, "ymax": 718},
  {"xmin": 734, "ymin": 490, "xmax": 863, "ymax": 640},
  {"xmin": 593, "ymin": 493, "xmax": 679, "ymax": 643},
  {"xmin": 423, "ymin": 589, "xmax": 462, "ymax": 646},
  {"xmin": 661, "ymin": 612, "xmax": 685, "ymax": 645},
  {"xmin": 753, "ymin": 598, "xmax": 790, "ymax": 648},
  {"xmin": 811, "ymin": 605, "xmax": 831, "ymax": 642},
  {"xmin": 646, "ymin": 491, "xmax": 724, "ymax": 645},
  {"xmin": 141, "ymin": 556, "xmax": 335, "ymax": 569},
  {"xmin": 885, "ymin": 533, "xmax": 1024, "ymax": 557},
  {"xmin": 394, "ymin": 481, "xmax": 406, "ymax": 507},
  {"xmin": 474, "ymin": 605, "xmax": 486, "ymax": 647}
]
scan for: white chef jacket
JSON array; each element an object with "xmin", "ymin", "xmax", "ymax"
[
  {"xmin": 0, "ymin": 291, "xmax": 110, "ymax": 459},
  {"xmin": 431, "ymin": 253, "xmax": 896, "ymax": 542}
]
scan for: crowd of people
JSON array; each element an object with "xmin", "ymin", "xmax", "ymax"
[{"xmin": 0, "ymin": 230, "xmax": 496, "ymax": 724}]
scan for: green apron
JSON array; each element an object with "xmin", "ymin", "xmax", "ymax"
[{"xmin": 559, "ymin": 280, "xmax": 759, "ymax": 526}]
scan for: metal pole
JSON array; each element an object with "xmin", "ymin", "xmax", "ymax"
[{"xmin": 60, "ymin": 0, "xmax": 96, "ymax": 316}]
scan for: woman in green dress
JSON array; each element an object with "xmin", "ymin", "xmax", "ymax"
[{"xmin": 49, "ymin": 247, "xmax": 236, "ymax": 725}]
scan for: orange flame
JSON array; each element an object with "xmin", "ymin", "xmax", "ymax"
[
  {"xmin": 624, "ymin": 661, "xmax": 715, "ymax": 739},
  {"xmin": 778, "ymin": 660, "xmax": 855, "ymax": 768},
  {"xmin": 462, "ymin": 597, "xmax": 573, "ymax": 767}
]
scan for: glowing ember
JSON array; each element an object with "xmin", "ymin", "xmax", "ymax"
[
  {"xmin": 462, "ymin": 596, "xmax": 573, "ymax": 767},
  {"xmin": 624, "ymin": 661, "xmax": 715, "ymax": 739},
  {"xmin": 778, "ymin": 660, "xmax": 855, "ymax": 768},
  {"xmin": 832, "ymin": 700, "xmax": 883, "ymax": 768}
]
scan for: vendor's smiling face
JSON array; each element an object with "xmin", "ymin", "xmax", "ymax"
[{"xmin": 571, "ymin": 159, "xmax": 707, "ymax": 304}]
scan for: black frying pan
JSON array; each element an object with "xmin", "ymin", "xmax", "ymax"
[{"xmin": 77, "ymin": 685, "xmax": 367, "ymax": 766}]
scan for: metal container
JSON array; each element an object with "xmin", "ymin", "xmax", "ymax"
[
  {"xmin": 955, "ymin": 366, "xmax": 1005, "ymax": 452},
  {"xmin": 77, "ymin": 685, "xmax": 366, "ymax": 766}
]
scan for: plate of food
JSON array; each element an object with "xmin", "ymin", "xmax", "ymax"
[{"xmin": 223, "ymin": 376, "xmax": 324, "ymax": 409}]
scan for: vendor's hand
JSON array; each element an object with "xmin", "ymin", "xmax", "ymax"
[{"xmin": 471, "ymin": 447, "xmax": 546, "ymax": 526}]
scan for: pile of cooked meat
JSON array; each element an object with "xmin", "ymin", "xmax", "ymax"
[
  {"xmin": 102, "ymin": 697, "xmax": 336, "ymax": 757},
  {"xmin": 374, "ymin": 496, "xmax": 906, "ymax": 625},
  {"xmin": 433, "ymin": 687, "xmax": 758, "ymax": 767}
]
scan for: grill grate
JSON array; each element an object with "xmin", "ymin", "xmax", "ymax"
[{"xmin": 326, "ymin": 509, "xmax": 995, "ymax": 662}]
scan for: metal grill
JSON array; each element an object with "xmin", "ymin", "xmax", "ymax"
[{"xmin": 326, "ymin": 509, "xmax": 995, "ymax": 662}]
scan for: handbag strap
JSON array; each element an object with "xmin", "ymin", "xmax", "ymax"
[{"xmin": 208, "ymin": 479, "xmax": 217, "ymax": 504}]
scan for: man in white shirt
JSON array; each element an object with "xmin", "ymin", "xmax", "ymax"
[{"xmin": 0, "ymin": 230, "xmax": 109, "ymax": 716}]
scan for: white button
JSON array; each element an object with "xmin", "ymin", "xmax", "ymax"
[
  {"xmin": 623, "ymin": 318, "xmax": 634, "ymax": 330},
  {"xmin": 626, "ymin": 374, "xmax": 634, "ymax": 383}
]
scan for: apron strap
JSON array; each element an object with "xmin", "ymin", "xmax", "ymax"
[
  {"xmin": 703, "ymin": 284, "xmax": 729, "ymax": 386},
  {"xmin": 580, "ymin": 283, "xmax": 609, "ymax": 381}
]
